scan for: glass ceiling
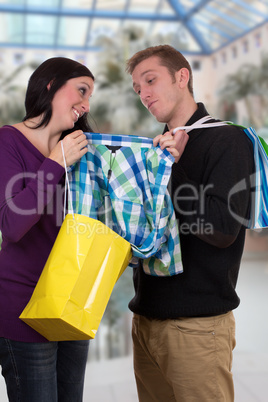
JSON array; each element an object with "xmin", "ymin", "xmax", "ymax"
[{"xmin": 0, "ymin": 0, "xmax": 267, "ymax": 55}]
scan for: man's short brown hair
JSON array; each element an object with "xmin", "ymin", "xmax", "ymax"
[{"xmin": 126, "ymin": 44, "xmax": 193, "ymax": 96}]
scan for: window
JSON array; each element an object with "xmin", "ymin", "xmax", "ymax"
[
  {"xmin": 13, "ymin": 52, "xmax": 24, "ymax": 66},
  {"xmin": 242, "ymin": 40, "xmax": 249, "ymax": 53},
  {"xmin": 192, "ymin": 60, "xmax": 201, "ymax": 70},
  {"xmin": 255, "ymin": 33, "xmax": 261, "ymax": 48},
  {"xmin": 232, "ymin": 46, "xmax": 237, "ymax": 59}
]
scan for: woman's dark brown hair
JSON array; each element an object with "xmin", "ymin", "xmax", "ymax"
[{"xmin": 23, "ymin": 57, "xmax": 95, "ymax": 136}]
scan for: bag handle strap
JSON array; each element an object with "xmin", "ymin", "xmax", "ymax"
[
  {"xmin": 61, "ymin": 141, "xmax": 75, "ymax": 219},
  {"xmin": 172, "ymin": 115, "xmax": 230, "ymax": 134}
]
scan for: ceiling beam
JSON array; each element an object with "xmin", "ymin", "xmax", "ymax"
[
  {"xmin": 0, "ymin": 4, "xmax": 178, "ymax": 21},
  {"xmin": 54, "ymin": 0, "xmax": 63, "ymax": 47},
  {"xmin": 0, "ymin": 41, "xmax": 100, "ymax": 51},
  {"xmin": 231, "ymin": 0, "xmax": 267, "ymax": 17},
  {"xmin": 85, "ymin": 0, "xmax": 97, "ymax": 47},
  {"xmin": 167, "ymin": 0, "xmax": 211, "ymax": 54}
]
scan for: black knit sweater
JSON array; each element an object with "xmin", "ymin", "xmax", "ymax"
[{"xmin": 128, "ymin": 103, "xmax": 255, "ymax": 318}]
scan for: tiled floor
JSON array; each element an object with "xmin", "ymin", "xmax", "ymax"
[
  {"xmin": 1, "ymin": 255, "xmax": 268, "ymax": 401},
  {"xmin": 232, "ymin": 254, "xmax": 268, "ymax": 402}
]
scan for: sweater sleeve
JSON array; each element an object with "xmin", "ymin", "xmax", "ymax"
[
  {"xmin": 171, "ymin": 126, "xmax": 254, "ymax": 248},
  {"xmin": 0, "ymin": 130, "xmax": 65, "ymax": 242}
]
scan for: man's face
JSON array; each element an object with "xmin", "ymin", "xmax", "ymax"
[{"xmin": 131, "ymin": 56, "xmax": 182, "ymax": 126}]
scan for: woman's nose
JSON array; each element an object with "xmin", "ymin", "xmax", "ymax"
[{"xmin": 82, "ymin": 98, "xmax": 90, "ymax": 113}]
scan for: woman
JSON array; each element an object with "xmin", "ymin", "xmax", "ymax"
[{"xmin": 0, "ymin": 57, "xmax": 95, "ymax": 401}]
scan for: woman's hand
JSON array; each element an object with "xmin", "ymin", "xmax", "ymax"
[
  {"xmin": 49, "ymin": 130, "xmax": 88, "ymax": 167},
  {"xmin": 153, "ymin": 129, "xmax": 189, "ymax": 163}
]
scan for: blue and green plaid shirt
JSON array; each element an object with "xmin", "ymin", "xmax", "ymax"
[{"xmin": 68, "ymin": 133, "xmax": 182, "ymax": 277}]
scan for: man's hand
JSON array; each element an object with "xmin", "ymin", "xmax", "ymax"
[{"xmin": 153, "ymin": 129, "xmax": 189, "ymax": 163}]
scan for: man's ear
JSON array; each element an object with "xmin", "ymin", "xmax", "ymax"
[{"xmin": 175, "ymin": 68, "xmax": 189, "ymax": 89}]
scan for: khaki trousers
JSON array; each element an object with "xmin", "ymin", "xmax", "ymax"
[{"xmin": 132, "ymin": 311, "xmax": 236, "ymax": 402}]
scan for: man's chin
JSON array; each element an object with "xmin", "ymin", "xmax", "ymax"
[
  {"xmin": 149, "ymin": 111, "xmax": 162, "ymax": 122},
  {"xmin": 154, "ymin": 115, "xmax": 165, "ymax": 123}
]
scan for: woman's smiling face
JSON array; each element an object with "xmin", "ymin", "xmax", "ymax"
[{"xmin": 50, "ymin": 76, "xmax": 94, "ymax": 131}]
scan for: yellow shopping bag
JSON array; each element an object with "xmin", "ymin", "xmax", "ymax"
[{"xmin": 20, "ymin": 213, "xmax": 132, "ymax": 341}]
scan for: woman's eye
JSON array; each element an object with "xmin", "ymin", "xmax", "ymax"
[{"xmin": 79, "ymin": 87, "xmax": 86, "ymax": 95}]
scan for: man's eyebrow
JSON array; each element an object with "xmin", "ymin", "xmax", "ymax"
[
  {"xmin": 132, "ymin": 69, "xmax": 155, "ymax": 90},
  {"xmin": 142, "ymin": 68, "xmax": 155, "ymax": 75}
]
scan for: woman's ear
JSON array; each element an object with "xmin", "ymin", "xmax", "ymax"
[{"xmin": 47, "ymin": 80, "xmax": 53, "ymax": 90}]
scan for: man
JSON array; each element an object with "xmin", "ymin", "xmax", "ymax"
[{"xmin": 126, "ymin": 45, "xmax": 254, "ymax": 401}]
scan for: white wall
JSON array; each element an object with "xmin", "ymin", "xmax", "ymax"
[{"xmin": 188, "ymin": 23, "xmax": 268, "ymax": 120}]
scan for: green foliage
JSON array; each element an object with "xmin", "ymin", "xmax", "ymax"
[
  {"xmin": 0, "ymin": 62, "xmax": 38, "ymax": 125},
  {"xmin": 90, "ymin": 28, "xmax": 163, "ymax": 136},
  {"xmin": 98, "ymin": 61, "xmax": 124, "ymax": 88},
  {"xmin": 219, "ymin": 53, "xmax": 268, "ymax": 128},
  {"xmin": 219, "ymin": 64, "xmax": 255, "ymax": 101}
]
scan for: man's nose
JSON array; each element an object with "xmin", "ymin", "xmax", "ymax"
[{"xmin": 140, "ymin": 87, "xmax": 151, "ymax": 103}]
